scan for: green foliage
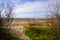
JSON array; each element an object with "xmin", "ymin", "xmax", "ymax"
[{"xmin": 25, "ymin": 26, "xmax": 54, "ymax": 40}]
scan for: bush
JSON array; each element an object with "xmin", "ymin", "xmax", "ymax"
[
  {"xmin": 0, "ymin": 26, "xmax": 21, "ymax": 40},
  {"xmin": 24, "ymin": 26, "xmax": 53, "ymax": 40}
]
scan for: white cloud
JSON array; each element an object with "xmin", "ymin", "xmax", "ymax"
[
  {"xmin": 11, "ymin": 0, "xmax": 19, "ymax": 2},
  {"xmin": 13, "ymin": 1, "xmax": 49, "ymax": 13},
  {"xmin": 13, "ymin": 0, "xmax": 59, "ymax": 14},
  {"xmin": 12, "ymin": 0, "xmax": 59, "ymax": 18}
]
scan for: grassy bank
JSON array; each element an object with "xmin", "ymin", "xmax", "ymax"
[{"xmin": 24, "ymin": 26, "xmax": 60, "ymax": 40}]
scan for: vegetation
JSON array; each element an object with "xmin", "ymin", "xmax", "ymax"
[
  {"xmin": 46, "ymin": 3, "xmax": 60, "ymax": 40},
  {"xmin": 25, "ymin": 26, "xmax": 53, "ymax": 40},
  {"xmin": 25, "ymin": 3, "xmax": 60, "ymax": 40},
  {"xmin": 0, "ymin": 25, "xmax": 20, "ymax": 40},
  {"xmin": 0, "ymin": 0, "xmax": 21, "ymax": 40}
]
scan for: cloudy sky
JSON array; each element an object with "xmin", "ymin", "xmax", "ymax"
[{"xmin": 0, "ymin": 0, "xmax": 60, "ymax": 18}]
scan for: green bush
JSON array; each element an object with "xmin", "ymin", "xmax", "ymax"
[{"xmin": 25, "ymin": 26, "xmax": 54, "ymax": 40}]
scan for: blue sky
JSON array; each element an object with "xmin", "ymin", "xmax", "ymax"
[
  {"xmin": 0, "ymin": 0, "xmax": 60, "ymax": 18},
  {"xmin": 13, "ymin": 0, "xmax": 49, "ymax": 18}
]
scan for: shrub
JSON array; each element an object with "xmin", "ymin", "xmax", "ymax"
[{"xmin": 25, "ymin": 26, "xmax": 53, "ymax": 40}]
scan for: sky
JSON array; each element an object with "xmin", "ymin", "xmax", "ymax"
[{"xmin": 0, "ymin": 0, "xmax": 60, "ymax": 18}]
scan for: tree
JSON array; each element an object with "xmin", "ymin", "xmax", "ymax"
[
  {"xmin": 0, "ymin": 0, "xmax": 21, "ymax": 40},
  {"xmin": 46, "ymin": 2, "xmax": 60, "ymax": 40}
]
